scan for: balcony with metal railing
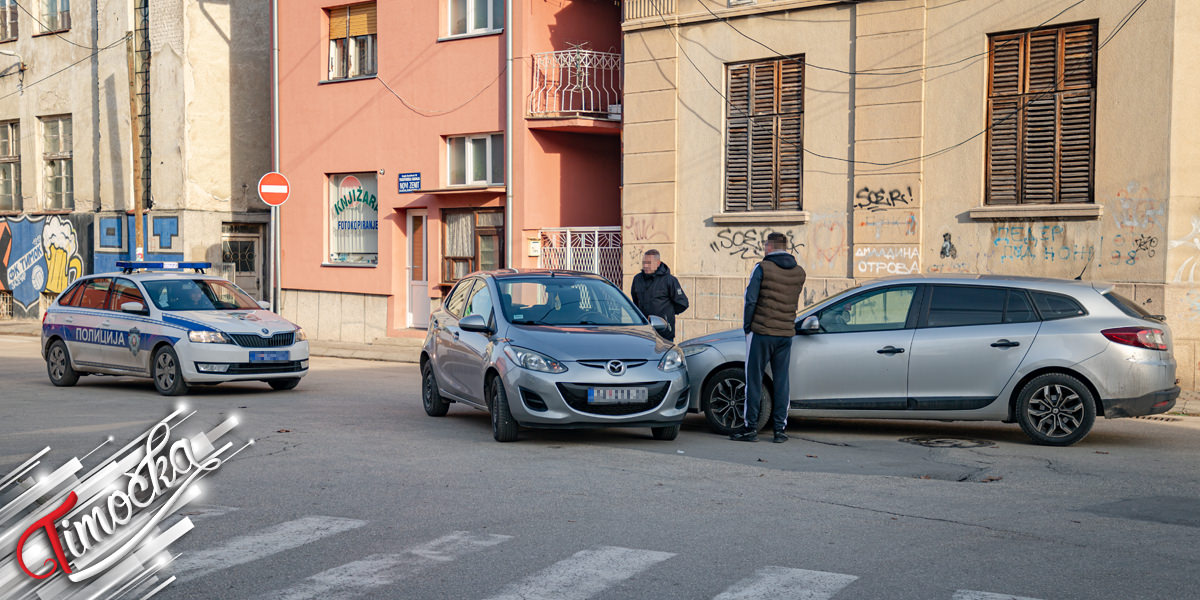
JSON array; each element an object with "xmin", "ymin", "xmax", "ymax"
[
  {"xmin": 527, "ymin": 48, "xmax": 622, "ymax": 135},
  {"xmin": 622, "ymin": 0, "xmax": 675, "ymax": 22}
]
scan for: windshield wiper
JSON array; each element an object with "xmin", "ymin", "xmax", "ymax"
[{"xmin": 510, "ymin": 319, "xmax": 549, "ymax": 325}]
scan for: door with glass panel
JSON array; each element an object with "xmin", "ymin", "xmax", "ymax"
[{"xmin": 408, "ymin": 210, "xmax": 429, "ymax": 328}]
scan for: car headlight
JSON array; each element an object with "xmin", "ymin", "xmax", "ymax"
[
  {"xmin": 503, "ymin": 345, "xmax": 567, "ymax": 373},
  {"xmin": 658, "ymin": 347, "xmax": 685, "ymax": 372},
  {"xmin": 294, "ymin": 328, "xmax": 308, "ymax": 341},
  {"xmin": 188, "ymin": 330, "xmax": 231, "ymax": 344},
  {"xmin": 680, "ymin": 344, "xmax": 712, "ymax": 358}
]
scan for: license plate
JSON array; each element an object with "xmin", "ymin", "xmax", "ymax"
[
  {"xmin": 250, "ymin": 350, "xmax": 290, "ymax": 362},
  {"xmin": 588, "ymin": 387, "xmax": 648, "ymax": 404}
]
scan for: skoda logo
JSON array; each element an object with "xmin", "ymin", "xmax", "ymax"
[
  {"xmin": 606, "ymin": 360, "xmax": 626, "ymax": 376},
  {"xmin": 261, "ymin": 328, "xmax": 270, "ymax": 335}
]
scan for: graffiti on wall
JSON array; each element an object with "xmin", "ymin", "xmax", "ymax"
[
  {"xmin": 853, "ymin": 186, "xmax": 915, "ymax": 212},
  {"xmin": 93, "ymin": 215, "xmax": 183, "ymax": 275},
  {"xmin": 854, "ymin": 245, "xmax": 919, "ymax": 276},
  {"xmin": 1111, "ymin": 183, "xmax": 1165, "ymax": 232},
  {"xmin": 1169, "ymin": 216, "xmax": 1200, "ymax": 282},
  {"xmin": 811, "ymin": 216, "xmax": 848, "ymax": 268},
  {"xmin": 709, "ymin": 228, "xmax": 804, "ymax": 260},
  {"xmin": 0, "ymin": 215, "xmax": 91, "ymax": 317},
  {"xmin": 854, "ymin": 210, "xmax": 918, "ymax": 243},
  {"xmin": 992, "ymin": 224, "xmax": 1096, "ymax": 264}
]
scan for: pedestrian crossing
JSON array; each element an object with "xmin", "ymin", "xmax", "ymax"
[{"xmin": 161, "ymin": 511, "xmax": 1050, "ymax": 600}]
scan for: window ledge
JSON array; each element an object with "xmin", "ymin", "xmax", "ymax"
[
  {"xmin": 711, "ymin": 210, "xmax": 810, "ymax": 225},
  {"xmin": 318, "ymin": 75, "xmax": 378, "ymax": 85},
  {"xmin": 322, "ymin": 262, "xmax": 377, "ymax": 268},
  {"xmin": 33, "ymin": 29, "xmax": 71, "ymax": 38},
  {"xmin": 437, "ymin": 29, "xmax": 503, "ymax": 43},
  {"xmin": 968, "ymin": 204, "xmax": 1102, "ymax": 220}
]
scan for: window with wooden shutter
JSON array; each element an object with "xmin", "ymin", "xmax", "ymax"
[
  {"xmin": 724, "ymin": 57, "xmax": 804, "ymax": 212},
  {"xmin": 328, "ymin": 3, "xmax": 378, "ymax": 80},
  {"xmin": 986, "ymin": 23, "xmax": 1096, "ymax": 205}
]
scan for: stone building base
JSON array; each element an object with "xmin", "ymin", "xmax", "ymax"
[{"xmin": 280, "ymin": 289, "xmax": 388, "ymax": 344}]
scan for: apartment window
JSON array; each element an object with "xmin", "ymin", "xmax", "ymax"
[
  {"xmin": 724, "ymin": 57, "xmax": 803, "ymax": 212},
  {"xmin": 328, "ymin": 173, "xmax": 379, "ymax": 265},
  {"xmin": 1, "ymin": 0, "xmax": 18, "ymax": 41},
  {"xmin": 987, "ymin": 23, "xmax": 1096, "ymax": 205},
  {"xmin": 442, "ymin": 208, "xmax": 503, "ymax": 283},
  {"xmin": 449, "ymin": 0, "xmax": 502, "ymax": 36},
  {"xmin": 0, "ymin": 121, "xmax": 18, "ymax": 211},
  {"xmin": 328, "ymin": 3, "xmax": 376, "ymax": 80},
  {"xmin": 42, "ymin": 115, "xmax": 72, "ymax": 210},
  {"xmin": 448, "ymin": 134, "xmax": 503, "ymax": 186},
  {"xmin": 40, "ymin": 0, "xmax": 70, "ymax": 33}
]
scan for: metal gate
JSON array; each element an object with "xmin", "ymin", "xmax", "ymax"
[{"xmin": 538, "ymin": 227, "xmax": 622, "ymax": 285}]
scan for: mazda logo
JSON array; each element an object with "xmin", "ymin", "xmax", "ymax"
[{"xmin": 606, "ymin": 360, "xmax": 626, "ymax": 376}]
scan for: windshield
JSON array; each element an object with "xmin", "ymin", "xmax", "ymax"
[
  {"xmin": 498, "ymin": 277, "xmax": 647, "ymax": 326},
  {"xmin": 143, "ymin": 279, "xmax": 261, "ymax": 311}
]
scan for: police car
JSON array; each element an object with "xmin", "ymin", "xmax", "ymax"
[{"xmin": 41, "ymin": 261, "xmax": 309, "ymax": 395}]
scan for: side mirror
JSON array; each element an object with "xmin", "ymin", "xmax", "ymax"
[
  {"xmin": 121, "ymin": 301, "xmax": 147, "ymax": 315},
  {"xmin": 459, "ymin": 314, "xmax": 494, "ymax": 335},
  {"xmin": 797, "ymin": 315, "xmax": 821, "ymax": 335},
  {"xmin": 257, "ymin": 300, "xmax": 272, "ymax": 311},
  {"xmin": 648, "ymin": 315, "xmax": 672, "ymax": 337}
]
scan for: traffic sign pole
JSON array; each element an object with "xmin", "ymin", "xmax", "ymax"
[{"xmin": 258, "ymin": 172, "xmax": 290, "ymax": 313}]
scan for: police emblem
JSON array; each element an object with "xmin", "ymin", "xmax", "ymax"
[{"xmin": 128, "ymin": 327, "xmax": 142, "ymax": 356}]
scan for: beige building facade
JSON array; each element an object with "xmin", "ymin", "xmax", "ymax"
[{"xmin": 621, "ymin": 0, "xmax": 1200, "ymax": 391}]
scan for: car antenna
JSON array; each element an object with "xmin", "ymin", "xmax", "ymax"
[{"xmin": 1074, "ymin": 263, "xmax": 1088, "ymax": 281}]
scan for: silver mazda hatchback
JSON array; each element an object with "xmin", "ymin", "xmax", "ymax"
[
  {"xmin": 420, "ymin": 270, "xmax": 689, "ymax": 442},
  {"xmin": 680, "ymin": 275, "xmax": 1179, "ymax": 446}
]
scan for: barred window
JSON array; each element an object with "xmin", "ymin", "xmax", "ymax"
[
  {"xmin": 987, "ymin": 23, "xmax": 1096, "ymax": 205},
  {"xmin": 724, "ymin": 57, "xmax": 803, "ymax": 212}
]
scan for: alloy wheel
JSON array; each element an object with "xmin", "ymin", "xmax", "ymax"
[
  {"xmin": 49, "ymin": 345, "xmax": 66, "ymax": 381},
  {"xmin": 709, "ymin": 378, "xmax": 747, "ymax": 430},
  {"xmin": 156, "ymin": 352, "xmax": 177, "ymax": 390},
  {"xmin": 1027, "ymin": 384, "xmax": 1084, "ymax": 439}
]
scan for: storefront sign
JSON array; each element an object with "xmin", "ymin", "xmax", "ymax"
[{"xmin": 398, "ymin": 172, "xmax": 421, "ymax": 193}]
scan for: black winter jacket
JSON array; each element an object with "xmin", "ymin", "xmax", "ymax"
[{"xmin": 631, "ymin": 263, "xmax": 689, "ymax": 340}]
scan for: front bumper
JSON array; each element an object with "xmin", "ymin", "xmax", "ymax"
[
  {"xmin": 498, "ymin": 357, "xmax": 689, "ymax": 428},
  {"xmin": 1102, "ymin": 386, "xmax": 1180, "ymax": 418},
  {"xmin": 180, "ymin": 340, "xmax": 310, "ymax": 382}
]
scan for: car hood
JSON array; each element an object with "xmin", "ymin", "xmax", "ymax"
[
  {"xmin": 163, "ymin": 310, "xmax": 298, "ymax": 334},
  {"xmin": 505, "ymin": 324, "xmax": 673, "ymax": 361}
]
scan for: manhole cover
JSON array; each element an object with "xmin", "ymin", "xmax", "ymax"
[{"xmin": 899, "ymin": 436, "xmax": 996, "ymax": 448}]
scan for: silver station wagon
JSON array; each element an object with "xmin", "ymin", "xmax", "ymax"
[
  {"xmin": 420, "ymin": 270, "xmax": 689, "ymax": 442},
  {"xmin": 680, "ymin": 275, "xmax": 1179, "ymax": 446}
]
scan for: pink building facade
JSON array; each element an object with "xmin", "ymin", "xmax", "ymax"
[{"xmin": 275, "ymin": 0, "xmax": 622, "ymax": 341}]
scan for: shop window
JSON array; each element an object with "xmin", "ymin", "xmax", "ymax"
[
  {"xmin": 328, "ymin": 173, "xmax": 379, "ymax": 265},
  {"xmin": 987, "ymin": 23, "xmax": 1096, "ymax": 205},
  {"xmin": 328, "ymin": 2, "xmax": 376, "ymax": 80},
  {"xmin": 447, "ymin": 133, "xmax": 503, "ymax": 186},
  {"xmin": 0, "ymin": 120, "xmax": 19, "ymax": 210},
  {"xmin": 448, "ymin": 0, "xmax": 502, "ymax": 37},
  {"xmin": 442, "ymin": 208, "xmax": 503, "ymax": 283}
]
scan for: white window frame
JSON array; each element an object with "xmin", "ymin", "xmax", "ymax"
[
  {"xmin": 0, "ymin": 120, "xmax": 19, "ymax": 211},
  {"xmin": 41, "ymin": 115, "xmax": 72, "ymax": 211},
  {"xmin": 447, "ymin": 0, "xmax": 503, "ymax": 38},
  {"xmin": 327, "ymin": 3, "xmax": 377, "ymax": 81},
  {"xmin": 447, "ymin": 133, "xmax": 503, "ymax": 187},
  {"xmin": 1, "ymin": 0, "xmax": 18, "ymax": 42},
  {"xmin": 40, "ymin": 0, "xmax": 70, "ymax": 33}
]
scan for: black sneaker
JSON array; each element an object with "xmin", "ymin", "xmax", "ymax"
[
  {"xmin": 730, "ymin": 429, "xmax": 758, "ymax": 442},
  {"xmin": 772, "ymin": 430, "xmax": 788, "ymax": 443}
]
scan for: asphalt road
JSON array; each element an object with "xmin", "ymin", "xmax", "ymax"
[{"xmin": 2, "ymin": 334, "xmax": 1199, "ymax": 600}]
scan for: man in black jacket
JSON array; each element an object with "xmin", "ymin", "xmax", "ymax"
[{"xmin": 630, "ymin": 249, "xmax": 689, "ymax": 341}]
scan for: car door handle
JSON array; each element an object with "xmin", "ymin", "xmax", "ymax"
[
  {"xmin": 64, "ymin": 317, "xmax": 74, "ymax": 323},
  {"xmin": 991, "ymin": 339, "xmax": 1021, "ymax": 348},
  {"xmin": 453, "ymin": 331, "xmax": 460, "ymax": 340},
  {"xmin": 100, "ymin": 321, "xmax": 112, "ymax": 327},
  {"xmin": 876, "ymin": 346, "xmax": 905, "ymax": 355}
]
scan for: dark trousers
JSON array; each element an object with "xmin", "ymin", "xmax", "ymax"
[{"xmin": 744, "ymin": 332, "xmax": 792, "ymax": 432}]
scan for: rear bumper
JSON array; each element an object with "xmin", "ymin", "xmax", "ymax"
[{"xmin": 1102, "ymin": 386, "xmax": 1180, "ymax": 418}]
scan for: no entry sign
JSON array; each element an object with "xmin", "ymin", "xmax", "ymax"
[{"xmin": 258, "ymin": 172, "xmax": 291, "ymax": 206}]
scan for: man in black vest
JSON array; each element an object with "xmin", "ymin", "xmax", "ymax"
[
  {"xmin": 630, "ymin": 249, "xmax": 689, "ymax": 341},
  {"xmin": 732, "ymin": 233, "xmax": 806, "ymax": 443}
]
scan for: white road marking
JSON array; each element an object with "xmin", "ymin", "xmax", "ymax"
[
  {"xmin": 953, "ymin": 591, "xmax": 1045, "ymax": 600},
  {"xmin": 481, "ymin": 545, "xmax": 676, "ymax": 600},
  {"xmin": 712, "ymin": 566, "xmax": 858, "ymax": 600},
  {"xmin": 252, "ymin": 531, "xmax": 511, "ymax": 600},
  {"xmin": 171, "ymin": 516, "xmax": 367, "ymax": 583}
]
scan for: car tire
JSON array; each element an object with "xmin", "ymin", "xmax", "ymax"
[
  {"xmin": 489, "ymin": 377, "xmax": 518, "ymax": 442},
  {"xmin": 1015, "ymin": 373, "xmax": 1096, "ymax": 446},
  {"xmin": 421, "ymin": 362, "xmax": 450, "ymax": 417},
  {"xmin": 651, "ymin": 425, "xmax": 680, "ymax": 441},
  {"xmin": 152, "ymin": 345, "xmax": 190, "ymax": 396},
  {"xmin": 46, "ymin": 340, "xmax": 79, "ymax": 387},
  {"xmin": 702, "ymin": 367, "xmax": 771, "ymax": 435},
  {"xmin": 268, "ymin": 378, "xmax": 301, "ymax": 391}
]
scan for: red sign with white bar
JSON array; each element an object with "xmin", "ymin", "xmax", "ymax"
[{"xmin": 258, "ymin": 172, "xmax": 290, "ymax": 206}]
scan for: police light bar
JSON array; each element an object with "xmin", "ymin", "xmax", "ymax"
[{"xmin": 116, "ymin": 261, "xmax": 212, "ymax": 274}]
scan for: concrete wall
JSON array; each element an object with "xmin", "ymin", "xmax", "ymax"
[
  {"xmin": 623, "ymin": 0, "xmax": 1200, "ymax": 383},
  {"xmin": 280, "ymin": 288, "xmax": 388, "ymax": 344}
]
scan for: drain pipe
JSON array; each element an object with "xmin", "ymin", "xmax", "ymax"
[{"xmin": 504, "ymin": 0, "xmax": 514, "ymax": 268}]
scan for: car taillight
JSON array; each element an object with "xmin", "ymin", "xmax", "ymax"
[{"xmin": 1102, "ymin": 327, "xmax": 1167, "ymax": 351}]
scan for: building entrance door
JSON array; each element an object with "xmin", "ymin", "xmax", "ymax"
[
  {"xmin": 408, "ymin": 210, "xmax": 429, "ymax": 328},
  {"xmin": 221, "ymin": 224, "xmax": 265, "ymax": 301}
]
